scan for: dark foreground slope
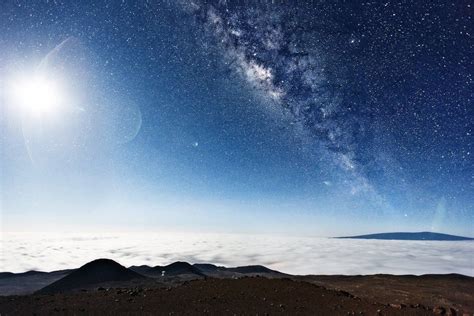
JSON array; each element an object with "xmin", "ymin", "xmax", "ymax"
[
  {"xmin": 37, "ymin": 259, "xmax": 144, "ymax": 294},
  {"xmin": 301, "ymin": 274, "xmax": 474, "ymax": 314},
  {"xmin": 0, "ymin": 277, "xmax": 435, "ymax": 315},
  {"xmin": 2, "ymin": 259, "xmax": 473, "ymax": 314},
  {"xmin": 337, "ymin": 231, "xmax": 474, "ymax": 241}
]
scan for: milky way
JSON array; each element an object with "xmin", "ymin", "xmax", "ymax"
[
  {"xmin": 188, "ymin": 3, "xmax": 366, "ymax": 160},
  {"xmin": 181, "ymin": 1, "xmax": 473, "ymax": 215}
]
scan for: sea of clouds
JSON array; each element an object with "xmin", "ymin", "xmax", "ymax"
[{"xmin": 1, "ymin": 232, "xmax": 472, "ymax": 276}]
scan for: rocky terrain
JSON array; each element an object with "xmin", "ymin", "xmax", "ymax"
[
  {"xmin": 0, "ymin": 258, "xmax": 472, "ymax": 315},
  {"xmin": 0, "ymin": 277, "xmax": 444, "ymax": 315}
]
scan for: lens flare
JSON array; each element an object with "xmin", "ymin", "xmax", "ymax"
[{"xmin": 10, "ymin": 74, "xmax": 64, "ymax": 115}]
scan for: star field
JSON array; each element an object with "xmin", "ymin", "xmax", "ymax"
[{"xmin": 1, "ymin": 0, "xmax": 472, "ymax": 235}]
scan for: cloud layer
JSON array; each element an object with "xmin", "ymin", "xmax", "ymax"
[{"xmin": 1, "ymin": 232, "xmax": 472, "ymax": 276}]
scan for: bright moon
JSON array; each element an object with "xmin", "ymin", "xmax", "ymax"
[{"xmin": 10, "ymin": 74, "xmax": 65, "ymax": 115}]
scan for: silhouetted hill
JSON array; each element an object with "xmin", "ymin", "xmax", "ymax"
[
  {"xmin": 129, "ymin": 262, "xmax": 282, "ymax": 277},
  {"xmin": 0, "ymin": 269, "xmax": 74, "ymax": 280},
  {"xmin": 130, "ymin": 262, "xmax": 205, "ymax": 277},
  {"xmin": 0, "ymin": 273, "xmax": 16, "ymax": 280},
  {"xmin": 225, "ymin": 265, "xmax": 280, "ymax": 274},
  {"xmin": 0, "ymin": 270, "xmax": 72, "ymax": 296},
  {"xmin": 0, "ymin": 271, "xmax": 48, "ymax": 279},
  {"xmin": 128, "ymin": 265, "xmax": 152, "ymax": 275},
  {"xmin": 148, "ymin": 262, "xmax": 205, "ymax": 277},
  {"xmin": 157, "ymin": 261, "xmax": 205, "ymax": 276},
  {"xmin": 193, "ymin": 263, "xmax": 220, "ymax": 273},
  {"xmin": 337, "ymin": 232, "xmax": 474, "ymax": 241},
  {"xmin": 192, "ymin": 263, "xmax": 283, "ymax": 276},
  {"xmin": 37, "ymin": 259, "xmax": 144, "ymax": 294}
]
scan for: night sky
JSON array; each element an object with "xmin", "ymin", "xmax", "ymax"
[{"xmin": 1, "ymin": 1, "xmax": 472, "ymax": 236}]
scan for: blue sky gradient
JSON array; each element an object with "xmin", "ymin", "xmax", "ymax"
[{"xmin": 1, "ymin": 1, "xmax": 472, "ymax": 236}]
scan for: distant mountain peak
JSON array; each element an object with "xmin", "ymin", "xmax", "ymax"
[{"xmin": 336, "ymin": 232, "xmax": 474, "ymax": 241}]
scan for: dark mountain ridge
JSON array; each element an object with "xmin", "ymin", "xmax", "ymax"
[
  {"xmin": 130, "ymin": 262, "xmax": 283, "ymax": 277},
  {"xmin": 1, "ymin": 258, "xmax": 472, "ymax": 296},
  {"xmin": 131, "ymin": 261, "xmax": 205, "ymax": 277}
]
